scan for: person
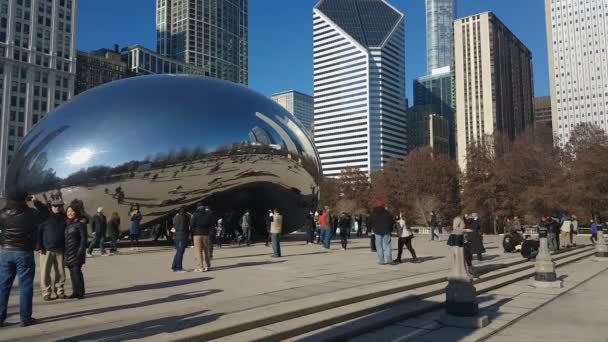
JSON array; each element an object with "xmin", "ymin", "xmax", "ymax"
[
  {"xmin": 305, "ymin": 211, "xmax": 315, "ymax": 245},
  {"xmin": 171, "ymin": 207, "xmax": 190, "ymax": 273},
  {"xmin": 449, "ymin": 215, "xmax": 475, "ymax": 270},
  {"xmin": 270, "ymin": 209, "xmax": 283, "ymax": 257},
  {"xmin": 591, "ymin": 219, "xmax": 599, "ymax": 244},
  {"xmin": 64, "ymin": 205, "xmax": 88, "ymax": 300},
  {"xmin": 520, "ymin": 235, "xmax": 540, "ymax": 260},
  {"xmin": 394, "ymin": 213, "xmax": 418, "ymax": 263},
  {"xmin": 240, "ymin": 210, "xmax": 253, "ymax": 246},
  {"xmin": 546, "ymin": 215, "xmax": 560, "ymax": 251},
  {"xmin": 369, "ymin": 201, "xmax": 394, "ymax": 265},
  {"xmin": 512, "ymin": 216, "xmax": 523, "ymax": 234},
  {"xmin": 191, "ymin": 204, "xmax": 213, "ymax": 272},
  {"xmin": 430, "ymin": 211, "xmax": 439, "ymax": 241},
  {"xmin": 0, "ymin": 194, "xmax": 49, "ymax": 327},
  {"xmin": 107, "ymin": 212, "xmax": 120, "ymax": 253},
  {"xmin": 337, "ymin": 212, "xmax": 351, "ymax": 250},
  {"xmin": 559, "ymin": 215, "xmax": 572, "ymax": 249},
  {"xmin": 315, "ymin": 210, "xmax": 322, "ymax": 244},
  {"xmin": 130, "ymin": 209, "xmax": 142, "ymax": 251},
  {"xmin": 571, "ymin": 215, "xmax": 578, "ymax": 246},
  {"xmin": 265, "ymin": 210, "xmax": 273, "ymax": 247},
  {"xmin": 87, "ymin": 207, "xmax": 108, "ymax": 257},
  {"xmin": 153, "ymin": 217, "xmax": 172, "ymax": 243},
  {"xmin": 356, "ymin": 215, "xmax": 363, "ymax": 237},
  {"xmin": 36, "ymin": 199, "xmax": 67, "ymax": 301},
  {"xmin": 465, "ymin": 213, "xmax": 485, "ymax": 262},
  {"xmin": 318, "ymin": 207, "xmax": 332, "ymax": 250}
]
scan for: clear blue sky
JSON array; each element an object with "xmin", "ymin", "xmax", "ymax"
[{"xmin": 77, "ymin": 0, "xmax": 549, "ymax": 100}]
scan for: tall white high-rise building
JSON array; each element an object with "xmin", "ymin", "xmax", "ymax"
[
  {"xmin": 271, "ymin": 90, "xmax": 314, "ymax": 133},
  {"xmin": 0, "ymin": 0, "xmax": 77, "ymax": 196},
  {"xmin": 156, "ymin": 0, "xmax": 248, "ymax": 85},
  {"xmin": 545, "ymin": 0, "xmax": 608, "ymax": 144},
  {"xmin": 426, "ymin": 0, "xmax": 456, "ymax": 73},
  {"xmin": 313, "ymin": 0, "xmax": 407, "ymax": 177}
]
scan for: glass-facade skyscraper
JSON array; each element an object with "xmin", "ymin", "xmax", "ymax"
[
  {"xmin": 425, "ymin": 0, "xmax": 455, "ymax": 73},
  {"xmin": 313, "ymin": 0, "xmax": 407, "ymax": 176},
  {"xmin": 156, "ymin": 0, "xmax": 248, "ymax": 85}
]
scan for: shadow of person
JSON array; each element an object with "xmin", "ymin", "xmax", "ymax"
[
  {"xmin": 211, "ymin": 260, "xmax": 286, "ymax": 271},
  {"xmin": 55, "ymin": 309, "xmax": 223, "ymax": 342},
  {"xmin": 86, "ymin": 277, "xmax": 213, "ymax": 299},
  {"xmin": 41, "ymin": 290, "xmax": 222, "ymax": 323}
]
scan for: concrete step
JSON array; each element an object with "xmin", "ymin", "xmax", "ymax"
[
  {"xmin": 283, "ymin": 247, "xmax": 595, "ymax": 342},
  {"xmin": 191, "ymin": 246, "xmax": 593, "ymax": 342}
]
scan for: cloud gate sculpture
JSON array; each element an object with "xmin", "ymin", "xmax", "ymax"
[{"xmin": 5, "ymin": 75, "xmax": 321, "ymax": 235}]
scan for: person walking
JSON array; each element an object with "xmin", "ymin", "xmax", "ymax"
[
  {"xmin": 591, "ymin": 219, "xmax": 599, "ymax": 244},
  {"xmin": 171, "ymin": 207, "xmax": 190, "ymax": 273},
  {"xmin": 430, "ymin": 211, "xmax": 440, "ymax": 241},
  {"xmin": 0, "ymin": 194, "xmax": 49, "ymax": 327},
  {"xmin": 240, "ymin": 210, "xmax": 253, "ymax": 246},
  {"xmin": 64, "ymin": 205, "xmax": 88, "ymax": 300},
  {"xmin": 394, "ymin": 213, "xmax": 418, "ymax": 263},
  {"xmin": 270, "ymin": 209, "xmax": 283, "ymax": 257},
  {"xmin": 571, "ymin": 215, "xmax": 578, "ymax": 246},
  {"xmin": 318, "ymin": 207, "xmax": 332, "ymax": 250},
  {"xmin": 369, "ymin": 201, "xmax": 395, "ymax": 265},
  {"xmin": 338, "ymin": 212, "xmax": 351, "ymax": 250},
  {"xmin": 315, "ymin": 210, "xmax": 322, "ymax": 244},
  {"xmin": 546, "ymin": 215, "xmax": 560, "ymax": 251},
  {"xmin": 191, "ymin": 204, "xmax": 213, "ymax": 272},
  {"xmin": 265, "ymin": 210, "xmax": 272, "ymax": 247},
  {"xmin": 36, "ymin": 199, "xmax": 67, "ymax": 301},
  {"xmin": 305, "ymin": 211, "xmax": 315, "ymax": 245},
  {"xmin": 107, "ymin": 212, "xmax": 120, "ymax": 253},
  {"xmin": 130, "ymin": 209, "xmax": 142, "ymax": 251},
  {"xmin": 559, "ymin": 215, "xmax": 572, "ymax": 249},
  {"xmin": 87, "ymin": 207, "xmax": 107, "ymax": 257},
  {"xmin": 356, "ymin": 215, "xmax": 363, "ymax": 237}
]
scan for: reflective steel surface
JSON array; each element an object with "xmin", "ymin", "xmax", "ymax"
[{"xmin": 6, "ymin": 75, "xmax": 321, "ymax": 234}]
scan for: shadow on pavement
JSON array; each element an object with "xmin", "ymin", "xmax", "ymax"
[
  {"xmin": 41, "ymin": 289, "xmax": 222, "ymax": 323},
  {"xmin": 212, "ymin": 260, "xmax": 286, "ymax": 271},
  {"xmin": 56, "ymin": 309, "xmax": 223, "ymax": 342},
  {"xmin": 85, "ymin": 277, "xmax": 213, "ymax": 299},
  {"xmin": 215, "ymin": 250, "xmax": 328, "ymax": 260}
]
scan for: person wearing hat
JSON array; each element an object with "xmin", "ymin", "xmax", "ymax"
[
  {"xmin": 36, "ymin": 199, "xmax": 68, "ymax": 301},
  {"xmin": 87, "ymin": 207, "xmax": 108, "ymax": 257}
]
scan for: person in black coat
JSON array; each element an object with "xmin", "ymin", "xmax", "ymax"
[
  {"xmin": 64, "ymin": 205, "xmax": 88, "ymax": 299},
  {"xmin": 0, "ymin": 194, "xmax": 48, "ymax": 326},
  {"xmin": 338, "ymin": 212, "xmax": 352, "ymax": 250},
  {"xmin": 171, "ymin": 207, "xmax": 190, "ymax": 272},
  {"xmin": 369, "ymin": 201, "xmax": 395, "ymax": 265},
  {"xmin": 87, "ymin": 207, "xmax": 107, "ymax": 256},
  {"xmin": 36, "ymin": 199, "xmax": 67, "ymax": 300}
]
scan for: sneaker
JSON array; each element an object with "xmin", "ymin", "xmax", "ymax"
[
  {"xmin": 341, "ymin": 248, "xmax": 346, "ymax": 250},
  {"xmin": 193, "ymin": 268, "xmax": 203, "ymax": 273},
  {"xmin": 20, "ymin": 318, "xmax": 37, "ymax": 327},
  {"xmin": 43, "ymin": 295, "xmax": 51, "ymax": 301},
  {"xmin": 101, "ymin": 253, "xmax": 110, "ymax": 257},
  {"xmin": 204, "ymin": 267, "xmax": 210, "ymax": 272},
  {"xmin": 86, "ymin": 253, "xmax": 93, "ymax": 257},
  {"xmin": 130, "ymin": 247, "xmax": 135, "ymax": 251},
  {"xmin": 393, "ymin": 259, "xmax": 402, "ymax": 264},
  {"xmin": 57, "ymin": 294, "xmax": 67, "ymax": 299},
  {"xmin": 175, "ymin": 270, "xmax": 187, "ymax": 273}
]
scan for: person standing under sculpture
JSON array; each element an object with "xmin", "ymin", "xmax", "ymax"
[
  {"xmin": 172, "ymin": 207, "xmax": 190, "ymax": 273},
  {"xmin": 107, "ymin": 212, "xmax": 120, "ymax": 253},
  {"xmin": 0, "ymin": 194, "xmax": 48, "ymax": 327},
  {"xmin": 64, "ymin": 205, "xmax": 88, "ymax": 299},
  {"xmin": 240, "ymin": 210, "xmax": 253, "ymax": 246},
  {"xmin": 305, "ymin": 211, "xmax": 315, "ymax": 245},
  {"xmin": 369, "ymin": 201, "xmax": 394, "ymax": 265},
  {"xmin": 191, "ymin": 204, "xmax": 213, "ymax": 272},
  {"xmin": 36, "ymin": 199, "xmax": 67, "ymax": 301},
  {"xmin": 87, "ymin": 207, "xmax": 107, "ymax": 257},
  {"xmin": 394, "ymin": 213, "xmax": 418, "ymax": 263},
  {"xmin": 270, "ymin": 209, "xmax": 283, "ymax": 257},
  {"xmin": 130, "ymin": 209, "xmax": 142, "ymax": 251}
]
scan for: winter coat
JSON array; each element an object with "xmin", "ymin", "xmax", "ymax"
[
  {"xmin": 471, "ymin": 218, "xmax": 482, "ymax": 234},
  {"xmin": 130, "ymin": 212, "xmax": 142, "ymax": 236},
  {"xmin": 512, "ymin": 219, "xmax": 522, "ymax": 232},
  {"xmin": 0, "ymin": 200, "xmax": 49, "ymax": 251},
  {"xmin": 92, "ymin": 213, "xmax": 108, "ymax": 238},
  {"xmin": 591, "ymin": 223, "xmax": 600, "ymax": 234},
  {"xmin": 546, "ymin": 220, "xmax": 560, "ymax": 235},
  {"xmin": 338, "ymin": 215, "xmax": 351, "ymax": 235},
  {"xmin": 37, "ymin": 212, "xmax": 66, "ymax": 253},
  {"xmin": 571, "ymin": 219, "xmax": 578, "ymax": 233},
  {"xmin": 397, "ymin": 219, "xmax": 413, "ymax": 238},
  {"xmin": 318, "ymin": 211, "xmax": 331, "ymax": 228},
  {"xmin": 464, "ymin": 229, "xmax": 486, "ymax": 255},
  {"xmin": 108, "ymin": 217, "xmax": 120, "ymax": 239},
  {"xmin": 64, "ymin": 220, "xmax": 87, "ymax": 267},
  {"xmin": 452, "ymin": 216, "xmax": 466, "ymax": 231},
  {"xmin": 172, "ymin": 213, "xmax": 190, "ymax": 241},
  {"xmin": 241, "ymin": 213, "xmax": 252, "ymax": 229},
  {"xmin": 270, "ymin": 212, "xmax": 283, "ymax": 234},
  {"xmin": 560, "ymin": 220, "xmax": 573, "ymax": 233},
  {"xmin": 369, "ymin": 207, "xmax": 394, "ymax": 235},
  {"xmin": 191, "ymin": 208, "xmax": 213, "ymax": 236}
]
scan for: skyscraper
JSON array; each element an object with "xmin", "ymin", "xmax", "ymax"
[
  {"xmin": 545, "ymin": 0, "xmax": 608, "ymax": 145},
  {"xmin": 271, "ymin": 90, "xmax": 314, "ymax": 134},
  {"xmin": 313, "ymin": 0, "xmax": 407, "ymax": 177},
  {"xmin": 156, "ymin": 0, "xmax": 248, "ymax": 85},
  {"xmin": 454, "ymin": 12, "xmax": 534, "ymax": 169},
  {"xmin": 75, "ymin": 47, "xmax": 127, "ymax": 95},
  {"xmin": 426, "ymin": 0, "xmax": 456, "ymax": 73},
  {"xmin": 0, "ymin": 0, "xmax": 77, "ymax": 195}
]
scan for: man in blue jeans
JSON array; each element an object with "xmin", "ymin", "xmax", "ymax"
[
  {"xmin": 369, "ymin": 201, "xmax": 395, "ymax": 265},
  {"xmin": 0, "ymin": 193, "xmax": 49, "ymax": 327}
]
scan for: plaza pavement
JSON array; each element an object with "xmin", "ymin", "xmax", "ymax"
[{"xmin": 2, "ymin": 234, "xmax": 514, "ymax": 342}]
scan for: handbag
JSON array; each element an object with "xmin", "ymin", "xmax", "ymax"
[{"xmin": 336, "ymin": 227, "xmax": 341, "ymax": 235}]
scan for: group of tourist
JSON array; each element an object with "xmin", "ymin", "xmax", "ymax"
[{"xmin": 539, "ymin": 214, "xmax": 579, "ymax": 251}]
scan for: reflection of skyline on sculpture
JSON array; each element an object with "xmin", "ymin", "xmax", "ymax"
[{"xmin": 6, "ymin": 75, "xmax": 321, "ymax": 234}]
